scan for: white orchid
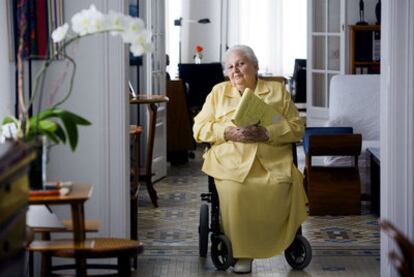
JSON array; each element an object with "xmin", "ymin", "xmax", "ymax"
[
  {"xmin": 0, "ymin": 123, "xmax": 19, "ymax": 143},
  {"xmin": 71, "ymin": 4, "xmax": 105, "ymax": 36},
  {"xmin": 51, "ymin": 23, "xmax": 69, "ymax": 43},
  {"xmin": 66, "ymin": 5, "xmax": 150, "ymax": 57},
  {"xmin": 121, "ymin": 17, "xmax": 146, "ymax": 43},
  {"xmin": 1, "ymin": 5, "xmax": 151, "ymax": 147},
  {"xmin": 106, "ymin": 11, "xmax": 130, "ymax": 36}
]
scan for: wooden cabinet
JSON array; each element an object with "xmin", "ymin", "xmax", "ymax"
[
  {"xmin": 348, "ymin": 25, "xmax": 381, "ymax": 74},
  {"xmin": 0, "ymin": 142, "xmax": 34, "ymax": 276}
]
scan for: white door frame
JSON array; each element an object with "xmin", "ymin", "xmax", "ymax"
[{"xmin": 381, "ymin": 0, "xmax": 414, "ymax": 276}]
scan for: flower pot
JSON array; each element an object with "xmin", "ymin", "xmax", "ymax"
[{"xmin": 28, "ymin": 136, "xmax": 47, "ymax": 190}]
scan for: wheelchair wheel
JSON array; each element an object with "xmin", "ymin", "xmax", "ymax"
[
  {"xmin": 211, "ymin": 234, "xmax": 234, "ymax": 270},
  {"xmin": 199, "ymin": 204, "xmax": 209, "ymax": 257},
  {"xmin": 284, "ymin": 234, "xmax": 312, "ymax": 270}
]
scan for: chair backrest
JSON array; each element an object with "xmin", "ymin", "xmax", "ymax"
[
  {"xmin": 292, "ymin": 59, "xmax": 306, "ymax": 103},
  {"xmin": 259, "ymin": 76, "xmax": 286, "ymax": 86},
  {"xmin": 178, "ymin": 63, "xmax": 225, "ymax": 111}
]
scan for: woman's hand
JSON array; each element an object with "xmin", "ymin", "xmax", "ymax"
[{"xmin": 224, "ymin": 125, "xmax": 269, "ymax": 143}]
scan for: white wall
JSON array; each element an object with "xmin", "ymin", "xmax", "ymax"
[
  {"xmin": 0, "ymin": 1, "xmax": 13, "ymax": 120},
  {"xmin": 39, "ymin": 0, "xmax": 129, "ymax": 238},
  {"xmin": 181, "ymin": 0, "xmax": 221, "ymax": 63}
]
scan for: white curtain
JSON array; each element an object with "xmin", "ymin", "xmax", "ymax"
[{"xmin": 227, "ymin": 0, "xmax": 307, "ymax": 76}]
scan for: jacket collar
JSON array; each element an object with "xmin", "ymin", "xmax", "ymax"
[{"xmin": 224, "ymin": 79, "xmax": 271, "ymax": 98}]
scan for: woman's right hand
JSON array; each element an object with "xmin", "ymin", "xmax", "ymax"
[{"xmin": 224, "ymin": 125, "xmax": 269, "ymax": 143}]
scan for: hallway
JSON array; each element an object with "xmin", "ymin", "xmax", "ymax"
[{"xmin": 135, "ymin": 147, "xmax": 380, "ymax": 276}]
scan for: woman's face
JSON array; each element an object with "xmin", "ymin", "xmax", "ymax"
[{"xmin": 226, "ymin": 51, "xmax": 259, "ymax": 92}]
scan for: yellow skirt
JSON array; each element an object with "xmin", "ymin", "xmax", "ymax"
[{"xmin": 215, "ymin": 158, "xmax": 308, "ymax": 259}]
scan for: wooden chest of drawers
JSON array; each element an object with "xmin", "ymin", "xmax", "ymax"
[{"xmin": 0, "ymin": 141, "xmax": 34, "ymax": 277}]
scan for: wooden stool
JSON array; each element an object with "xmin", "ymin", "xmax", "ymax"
[
  {"xmin": 28, "ymin": 219, "xmax": 100, "ymax": 277},
  {"xmin": 28, "ymin": 237, "xmax": 143, "ymax": 276}
]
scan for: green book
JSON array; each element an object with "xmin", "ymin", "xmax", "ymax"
[{"xmin": 231, "ymin": 88, "xmax": 276, "ymax": 127}]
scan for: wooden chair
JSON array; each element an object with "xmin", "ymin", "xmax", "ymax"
[
  {"xmin": 259, "ymin": 75, "xmax": 287, "ymax": 85},
  {"xmin": 380, "ymin": 219, "xmax": 414, "ymax": 276},
  {"xmin": 304, "ymin": 128, "xmax": 362, "ymax": 215}
]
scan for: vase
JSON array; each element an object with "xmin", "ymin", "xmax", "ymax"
[
  {"xmin": 375, "ymin": 0, "xmax": 381, "ymax": 25},
  {"xmin": 28, "ymin": 136, "xmax": 47, "ymax": 190},
  {"xmin": 194, "ymin": 54, "xmax": 202, "ymax": 64}
]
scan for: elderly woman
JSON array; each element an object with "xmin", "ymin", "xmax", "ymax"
[{"xmin": 193, "ymin": 45, "xmax": 308, "ymax": 274}]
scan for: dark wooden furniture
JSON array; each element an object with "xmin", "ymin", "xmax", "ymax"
[
  {"xmin": 130, "ymin": 95, "xmax": 169, "ymax": 207},
  {"xmin": 348, "ymin": 25, "xmax": 381, "ymax": 74},
  {"xmin": 178, "ymin": 63, "xmax": 225, "ymax": 112},
  {"xmin": 166, "ymin": 79, "xmax": 194, "ymax": 165},
  {"xmin": 259, "ymin": 76, "xmax": 287, "ymax": 85},
  {"xmin": 130, "ymin": 125, "xmax": 142, "ymax": 240},
  {"xmin": 304, "ymin": 134, "xmax": 362, "ymax": 215},
  {"xmin": 0, "ymin": 142, "xmax": 34, "ymax": 277},
  {"xmin": 380, "ymin": 219, "xmax": 414, "ymax": 276},
  {"xmin": 27, "ymin": 184, "xmax": 143, "ymax": 276},
  {"xmin": 367, "ymin": 147, "xmax": 380, "ymax": 216}
]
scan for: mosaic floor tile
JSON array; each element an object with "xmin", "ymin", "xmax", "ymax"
[{"xmin": 134, "ymin": 147, "xmax": 380, "ymax": 276}]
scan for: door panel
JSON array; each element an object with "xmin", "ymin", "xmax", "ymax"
[
  {"xmin": 307, "ymin": 0, "xmax": 345, "ymax": 123},
  {"xmin": 141, "ymin": 0, "xmax": 167, "ymax": 181}
]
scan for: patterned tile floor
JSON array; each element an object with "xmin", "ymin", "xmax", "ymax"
[{"xmin": 134, "ymin": 147, "xmax": 380, "ymax": 276}]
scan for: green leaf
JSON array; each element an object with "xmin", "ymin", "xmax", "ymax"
[
  {"xmin": 54, "ymin": 124, "xmax": 67, "ymax": 144},
  {"xmin": 59, "ymin": 111, "xmax": 79, "ymax": 151},
  {"xmin": 62, "ymin": 110, "xmax": 91, "ymax": 126},
  {"xmin": 2, "ymin": 116, "xmax": 18, "ymax": 125}
]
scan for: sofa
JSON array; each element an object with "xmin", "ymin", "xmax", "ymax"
[{"xmin": 325, "ymin": 74, "xmax": 380, "ymax": 194}]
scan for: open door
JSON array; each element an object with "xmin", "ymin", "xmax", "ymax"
[
  {"xmin": 307, "ymin": 0, "xmax": 345, "ymax": 125},
  {"xmin": 141, "ymin": 0, "xmax": 167, "ymax": 181}
]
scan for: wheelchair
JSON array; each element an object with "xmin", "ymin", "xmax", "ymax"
[{"xmin": 198, "ymin": 143, "xmax": 312, "ymax": 270}]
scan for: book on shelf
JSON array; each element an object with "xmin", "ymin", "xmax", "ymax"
[
  {"xmin": 231, "ymin": 88, "xmax": 277, "ymax": 127},
  {"xmin": 30, "ymin": 181, "xmax": 73, "ymax": 196}
]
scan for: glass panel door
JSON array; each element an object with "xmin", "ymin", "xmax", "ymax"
[{"xmin": 308, "ymin": 0, "xmax": 345, "ymax": 122}]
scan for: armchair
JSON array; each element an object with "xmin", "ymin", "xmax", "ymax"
[{"xmin": 303, "ymin": 127, "xmax": 362, "ymax": 215}]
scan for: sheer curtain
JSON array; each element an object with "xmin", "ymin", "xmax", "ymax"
[{"xmin": 227, "ymin": 0, "xmax": 307, "ymax": 76}]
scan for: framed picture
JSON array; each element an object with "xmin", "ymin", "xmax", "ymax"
[{"xmin": 6, "ymin": 0, "xmax": 15, "ymax": 61}]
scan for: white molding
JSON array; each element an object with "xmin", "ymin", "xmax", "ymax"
[
  {"xmin": 96, "ymin": 0, "xmax": 129, "ymax": 238},
  {"xmin": 381, "ymin": 0, "xmax": 414, "ymax": 276},
  {"xmin": 107, "ymin": 0, "xmax": 129, "ymax": 238}
]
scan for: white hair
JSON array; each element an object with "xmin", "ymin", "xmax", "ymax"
[{"xmin": 224, "ymin": 45, "xmax": 259, "ymax": 66}]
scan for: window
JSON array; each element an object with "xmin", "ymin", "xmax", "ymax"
[{"xmin": 227, "ymin": 0, "xmax": 307, "ymax": 76}]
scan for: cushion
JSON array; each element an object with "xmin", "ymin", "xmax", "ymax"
[
  {"xmin": 303, "ymin": 127, "xmax": 353, "ymax": 154},
  {"xmin": 328, "ymin": 75, "xmax": 380, "ymax": 140}
]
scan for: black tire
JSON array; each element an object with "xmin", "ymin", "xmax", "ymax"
[
  {"xmin": 211, "ymin": 234, "xmax": 234, "ymax": 270},
  {"xmin": 199, "ymin": 204, "xmax": 209, "ymax": 257},
  {"xmin": 284, "ymin": 234, "xmax": 312, "ymax": 270}
]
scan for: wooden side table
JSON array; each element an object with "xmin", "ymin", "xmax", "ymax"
[
  {"xmin": 129, "ymin": 94, "xmax": 169, "ymax": 207},
  {"xmin": 28, "ymin": 184, "xmax": 92, "ymax": 276}
]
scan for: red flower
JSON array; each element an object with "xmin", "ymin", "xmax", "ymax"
[{"xmin": 195, "ymin": 45, "xmax": 203, "ymax": 53}]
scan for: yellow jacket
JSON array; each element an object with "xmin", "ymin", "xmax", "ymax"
[{"xmin": 193, "ymin": 79, "xmax": 304, "ymax": 183}]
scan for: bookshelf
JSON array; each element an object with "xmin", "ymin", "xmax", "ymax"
[{"xmin": 348, "ymin": 25, "xmax": 381, "ymax": 74}]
